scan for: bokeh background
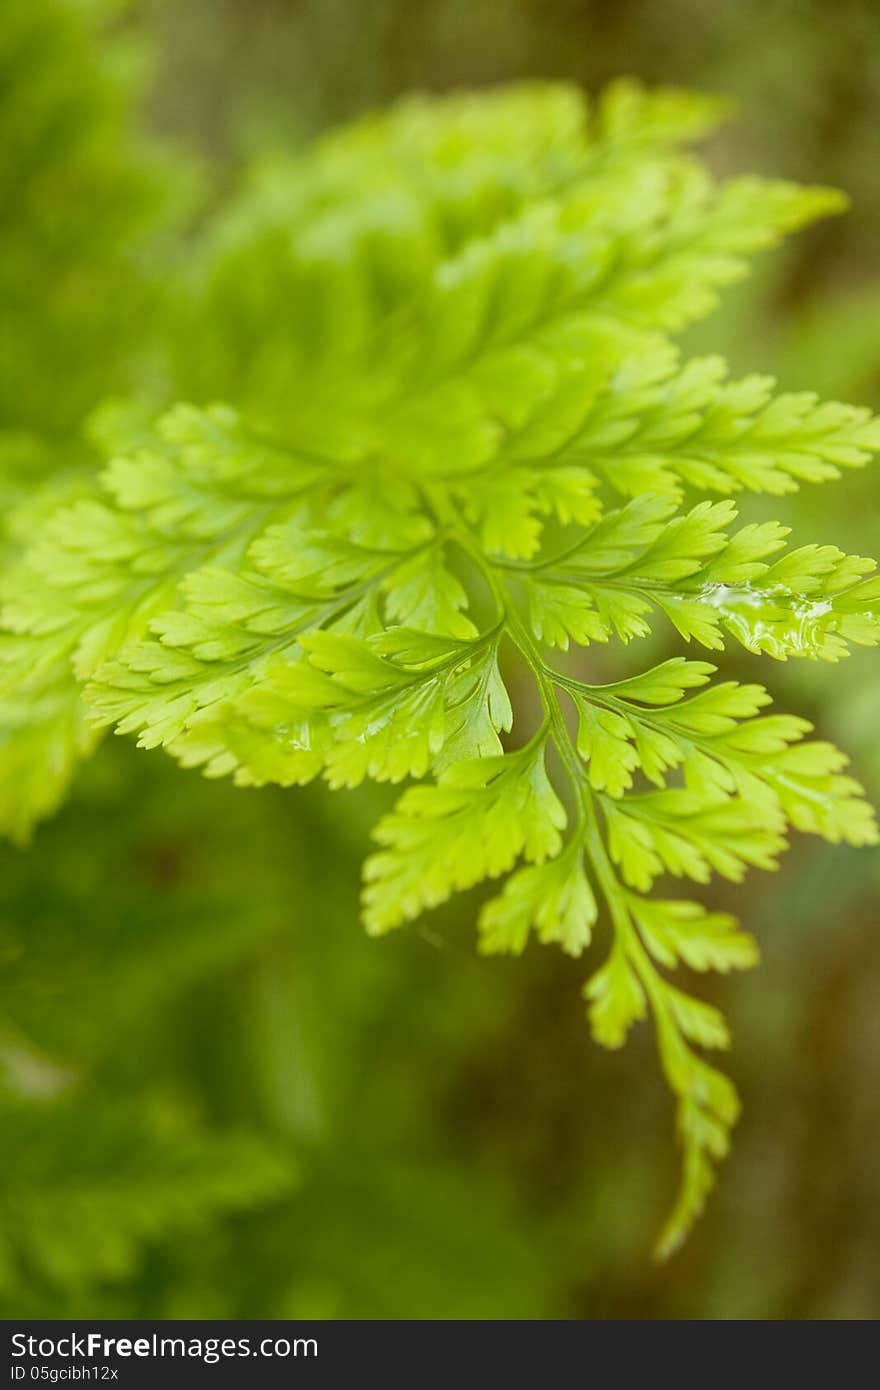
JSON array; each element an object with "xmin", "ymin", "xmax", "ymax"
[{"xmin": 1, "ymin": 0, "xmax": 879, "ymax": 1319}]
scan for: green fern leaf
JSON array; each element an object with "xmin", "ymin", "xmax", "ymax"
[{"xmin": 4, "ymin": 79, "xmax": 879, "ymax": 1255}]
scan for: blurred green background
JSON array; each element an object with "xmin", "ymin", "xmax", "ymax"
[{"xmin": 1, "ymin": 0, "xmax": 879, "ymax": 1319}]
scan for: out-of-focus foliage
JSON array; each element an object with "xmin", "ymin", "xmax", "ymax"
[
  {"xmin": 1, "ymin": 0, "xmax": 879, "ymax": 1319},
  {"xmin": 0, "ymin": 0, "xmax": 189, "ymax": 838},
  {"xmin": 0, "ymin": 0, "xmax": 176, "ymax": 450}
]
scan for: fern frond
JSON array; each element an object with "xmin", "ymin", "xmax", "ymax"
[{"xmin": 4, "ymin": 80, "xmax": 879, "ymax": 1254}]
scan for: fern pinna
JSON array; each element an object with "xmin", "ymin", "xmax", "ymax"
[{"xmin": 3, "ymin": 82, "xmax": 879, "ymax": 1255}]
